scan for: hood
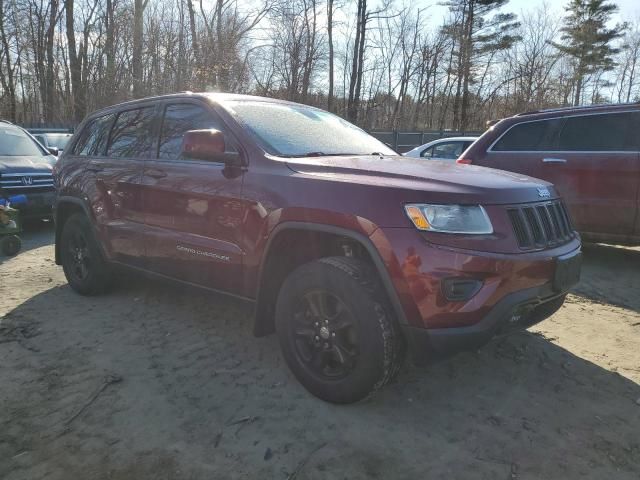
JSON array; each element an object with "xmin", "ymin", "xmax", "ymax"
[
  {"xmin": 0, "ymin": 155, "xmax": 56, "ymax": 173},
  {"xmin": 285, "ymin": 155, "xmax": 557, "ymax": 205}
]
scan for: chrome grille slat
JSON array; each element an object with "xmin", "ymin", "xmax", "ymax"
[{"xmin": 507, "ymin": 200, "xmax": 574, "ymax": 250}]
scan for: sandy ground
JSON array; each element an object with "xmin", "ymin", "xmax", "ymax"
[{"xmin": 1, "ymin": 222, "xmax": 639, "ymax": 480}]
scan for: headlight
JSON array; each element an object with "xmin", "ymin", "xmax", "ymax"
[{"xmin": 404, "ymin": 204, "xmax": 493, "ymax": 234}]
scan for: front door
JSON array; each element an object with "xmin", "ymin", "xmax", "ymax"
[{"xmin": 141, "ymin": 101, "xmax": 246, "ymax": 293}]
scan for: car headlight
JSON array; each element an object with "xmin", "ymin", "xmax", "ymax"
[{"xmin": 404, "ymin": 204, "xmax": 493, "ymax": 234}]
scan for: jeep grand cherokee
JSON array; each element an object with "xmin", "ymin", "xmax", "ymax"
[{"xmin": 53, "ymin": 93, "xmax": 582, "ymax": 403}]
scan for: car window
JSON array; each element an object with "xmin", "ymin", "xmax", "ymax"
[
  {"xmin": 107, "ymin": 107, "xmax": 155, "ymax": 158},
  {"xmin": 0, "ymin": 126, "xmax": 45, "ymax": 156},
  {"xmin": 420, "ymin": 146, "xmax": 434, "ymax": 158},
  {"xmin": 33, "ymin": 134, "xmax": 47, "ymax": 146},
  {"xmin": 46, "ymin": 134, "xmax": 72, "ymax": 150},
  {"xmin": 557, "ymin": 112, "xmax": 638, "ymax": 151},
  {"xmin": 493, "ymin": 118, "xmax": 564, "ymax": 151},
  {"xmin": 430, "ymin": 141, "xmax": 464, "ymax": 160},
  {"xmin": 73, "ymin": 114, "xmax": 115, "ymax": 156},
  {"xmin": 158, "ymin": 103, "xmax": 225, "ymax": 160}
]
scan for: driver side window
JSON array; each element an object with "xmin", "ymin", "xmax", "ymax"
[{"xmin": 158, "ymin": 103, "xmax": 229, "ymax": 160}]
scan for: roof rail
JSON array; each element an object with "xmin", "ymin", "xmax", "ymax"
[
  {"xmin": 515, "ymin": 102, "xmax": 640, "ymax": 116},
  {"xmin": 0, "ymin": 119, "xmax": 14, "ymax": 125}
]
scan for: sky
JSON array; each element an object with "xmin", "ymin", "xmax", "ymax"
[{"xmin": 425, "ymin": 0, "xmax": 639, "ymax": 25}]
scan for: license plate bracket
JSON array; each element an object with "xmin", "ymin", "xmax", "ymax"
[{"xmin": 553, "ymin": 251, "xmax": 582, "ymax": 292}]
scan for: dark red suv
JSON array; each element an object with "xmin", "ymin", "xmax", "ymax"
[
  {"xmin": 53, "ymin": 93, "xmax": 582, "ymax": 403},
  {"xmin": 458, "ymin": 103, "xmax": 640, "ymax": 245}
]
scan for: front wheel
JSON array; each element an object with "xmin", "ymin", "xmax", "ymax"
[
  {"xmin": 60, "ymin": 213, "xmax": 112, "ymax": 295},
  {"xmin": 275, "ymin": 256, "xmax": 405, "ymax": 404}
]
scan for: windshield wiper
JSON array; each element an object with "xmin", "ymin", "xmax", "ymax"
[{"xmin": 283, "ymin": 152, "xmax": 358, "ymax": 158}]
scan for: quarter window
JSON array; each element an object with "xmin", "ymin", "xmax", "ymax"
[
  {"xmin": 557, "ymin": 112, "xmax": 638, "ymax": 151},
  {"xmin": 73, "ymin": 113, "xmax": 115, "ymax": 156},
  {"xmin": 493, "ymin": 118, "xmax": 563, "ymax": 151},
  {"xmin": 107, "ymin": 107, "xmax": 155, "ymax": 158},
  {"xmin": 158, "ymin": 103, "xmax": 224, "ymax": 160}
]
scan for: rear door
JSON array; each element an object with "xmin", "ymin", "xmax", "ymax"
[
  {"xmin": 141, "ymin": 100, "xmax": 246, "ymax": 293},
  {"xmin": 80, "ymin": 106, "xmax": 155, "ymax": 267},
  {"xmin": 551, "ymin": 111, "xmax": 639, "ymax": 236}
]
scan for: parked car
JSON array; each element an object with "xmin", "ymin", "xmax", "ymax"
[
  {"xmin": 458, "ymin": 103, "xmax": 640, "ymax": 245},
  {"xmin": 404, "ymin": 136, "xmax": 478, "ymax": 161},
  {"xmin": 0, "ymin": 120, "xmax": 57, "ymax": 220},
  {"xmin": 32, "ymin": 132, "xmax": 73, "ymax": 155},
  {"xmin": 53, "ymin": 93, "xmax": 581, "ymax": 403}
]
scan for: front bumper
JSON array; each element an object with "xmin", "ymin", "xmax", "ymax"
[
  {"xmin": 372, "ymin": 227, "xmax": 581, "ymax": 363},
  {"xmin": 401, "ymin": 283, "xmax": 568, "ymax": 364},
  {"xmin": 13, "ymin": 190, "xmax": 56, "ymax": 219}
]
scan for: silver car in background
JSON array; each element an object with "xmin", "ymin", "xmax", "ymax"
[{"xmin": 403, "ymin": 136, "xmax": 478, "ymax": 161}]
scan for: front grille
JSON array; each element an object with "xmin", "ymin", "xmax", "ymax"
[
  {"xmin": 507, "ymin": 200, "xmax": 574, "ymax": 249},
  {"xmin": 0, "ymin": 172, "xmax": 54, "ymax": 194}
]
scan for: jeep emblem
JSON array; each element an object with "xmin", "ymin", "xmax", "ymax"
[
  {"xmin": 537, "ymin": 187, "xmax": 550, "ymax": 198},
  {"xmin": 21, "ymin": 176, "xmax": 33, "ymax": 186}
]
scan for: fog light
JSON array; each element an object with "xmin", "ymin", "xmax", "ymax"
[{"xmin": 442, "ymin": 278, "xmax": 483, "ymax": 302}]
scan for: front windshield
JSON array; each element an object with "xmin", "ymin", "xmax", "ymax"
[
  {"xmin": 46, "ymin": 134, "xmax": 72, "ymax": 149},
  {"xmin": 226, "ymin": 101, "xmax": 396, "ymax": 157},
  {"xmin": 0, "ymin": 126, "xmax": 45, "ymax": 156}
]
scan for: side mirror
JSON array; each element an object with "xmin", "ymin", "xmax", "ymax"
[
  {"xmin": 48, "ymin": 147, "xmax": 59, "ymax": 156},
  {"xmin": 182, "ymin": 129, "xmax": 241, "ymax": 165}
]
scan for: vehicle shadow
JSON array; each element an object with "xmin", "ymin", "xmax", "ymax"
[
  {"xmin": 1, "ymin": 276, "xmax": 638, "ymax": 479},
  {"xmin": 573, "ymin": 243, "xmax": 640, "ymax": 313}
]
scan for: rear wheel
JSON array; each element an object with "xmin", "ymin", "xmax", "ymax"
[
  {"xmin": 275, "ymin": 256, "xmax": 405, "ymax": 404},
  {"xmin": 60, "ymin": 213, "xmax": 112, "ymax": 295}
]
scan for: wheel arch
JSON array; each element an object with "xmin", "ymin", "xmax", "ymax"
[{"xmin": 253, "ymin": 222, "xmax": 409, "ymax": 337}]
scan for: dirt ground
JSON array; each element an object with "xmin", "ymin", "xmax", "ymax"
[{"xmin": 1, "ymin": 222, "xmax": 639, "ymax": 480}]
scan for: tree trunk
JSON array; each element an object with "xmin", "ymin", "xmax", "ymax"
[
  {"xmin": 44, "ymin": 0, "xmax": 59, "ymax": 121},
  {"xmin": 132, "ymin": 0, "xmax": 145, "ymax": 97},
  {"xmin": 65, "ymin": 0, "xmax": 85, "ymax": 121},
  {"xmin": 327, "ymin": 0, "xmax": 334, "ymax": 112},
  {"xmin": 347, "ymin": 0, "xmax": 365, "ymax": 123},
  {"xmin": 186, "ymin": 0, "xmax": 199, "ymax": 88},
  {"xmin": 0, "ymin": 0, "xmax": 17, "ymax": 122},
  {"xmin": 459, "ymin": 1, "xmax": 474, "ymax": 131}
]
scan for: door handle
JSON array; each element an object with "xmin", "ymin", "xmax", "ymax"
[
  {"xmin": 542, "ymin": 158, "xmax": 567, "ymax": 164},
  {"xmin": 145, "ymin": 169, "xmax": 167, "ymax": 179},
  {"xmin": 86, "ymin": 165, "xmax": 103, "ymax": 173}
]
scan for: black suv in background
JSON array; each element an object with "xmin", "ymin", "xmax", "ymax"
[{"xmin": 0, "ymin": 120, "xmax": 57, "ymax": 219}]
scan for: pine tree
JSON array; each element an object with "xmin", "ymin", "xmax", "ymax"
[
  {"xmin": 552, "ymin": 0, "xmax": 626, "ymax": 106},
  {"xmin": 441, "ymin": 0, "xmax": 521, "ymax": 130}
]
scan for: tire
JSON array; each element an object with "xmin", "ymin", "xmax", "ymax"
[
  {"xmin": 60, "ymin": 213, "xmax": 112, "ymax": 295},
  {"xmin": 275, "ymin": 256, "xmax": 405, "ymax": 404},
  {"xmin": 0, "ymin": 235, "xmax": 21, "ymax": 256}
]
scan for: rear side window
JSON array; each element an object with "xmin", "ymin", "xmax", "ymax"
[
  {"xmin": 158, "ymin": 103, "xmax": 223, "ymax": 160},
  {"xmin": 107, "ymin": 107, "xmax": 155, "ymax": 158},
  {"xmin": 557, "ymin": 112, "xmax": 638, "ymax": 151},
  {"xmin": 493, "ymin": 119, "xmax": 563, "ymax": 151},
  {"xmin": 73, "ymin": 113, "xmax": 114, "ymax": 156}
]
